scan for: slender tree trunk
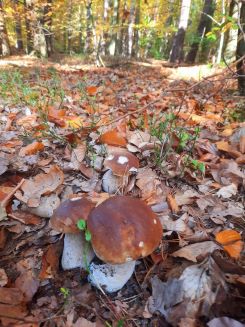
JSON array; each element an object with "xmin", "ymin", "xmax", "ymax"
[
  {"xmin": 216, "ymin": 0, "xmax": 226, "ymax": 63},
  {"xmin": 102, "ymin": 0, "xmax": 109, "ymax": 54},
  {"xmin": 169, "ymin": 0, "xmax": 191, "ymax": 63},
  {"xmin": 23, "ymin": 0, "xmax": 32, "ymax": 53},
  {"xmin": 85, "ymin": 0, "xmax": 93, "ymax": 53},
  {"xmin": 43, "ymin": 0, "xmax": 53, "ymax": 55},
  {"xmin": 118, "ymin": 0, "xmax": 128, "ymax": 56},
  {"xmin": 223, "ymin": 0, "xmax": 238, "ymax": 61},
  {"xmin": 0, "ymin": 0, "xmax": 11, "ymax": 55},
  {"xmin": 128, "ymin": 0, "xmax": 135, "ymax": 56},
  {"xmin": 186, "ymin": 0, "xmax": 215, "ymax": 63},
  {"xmin": 132, "ymin": 0, "xmax": 140, "ymax": 57},
  {"xmin": 236, "ymin": 1, "xmax": 245, "ymax": 95},
  {"xmin": 13, "ymin": 0, "xmax": 23, "ymax": 51},
  {"xmin": 109, "ymin": 0, "xmax": 120, "ymax": 56},
  {"xmin": 67, "ymin": 0, "xmax": 73, "ymax": 53}
]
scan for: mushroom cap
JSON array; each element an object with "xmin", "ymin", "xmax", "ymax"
[
  {"xmin": 104, "ymin": 148, "xmax": 139, "ymax": 177},
  {"xmin": 87, "ymin": 196, "xmax": 162, "ymax": 264},
  {"xmin": 50, "ymin": 197, "xmax": 95, "ymax": 234}
]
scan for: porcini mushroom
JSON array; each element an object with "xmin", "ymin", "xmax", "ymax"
[
  {"xmin": 102, "ymin": 148, "xmax": 139, "ymax": 194},
  {"xmin": 50, "ymin": 197, "xmax": 95, "ymax": 270},
  {"xmin": 87, "ymin": 196, "xmax": 162, "ymax": 292}
]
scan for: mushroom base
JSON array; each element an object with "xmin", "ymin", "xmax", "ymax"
[
  {"xmin": 88, "ymin": 261, "xmax": 136, "ymax": 293},
  {"xmin": 61, "ymin": 233, "xmax": 95, "ymax": 270}
]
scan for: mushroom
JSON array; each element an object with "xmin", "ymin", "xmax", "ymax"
[
  {"xmin": 102, "ymin": 148, "xmax": 139, "ymax": 194},
  {"xmin": 87, "ymin": 196, "xmax": 162, "ymax": 292},
  {"xmin": 50, "ymin": 197, "xmax": 95, "ymax": 270}
]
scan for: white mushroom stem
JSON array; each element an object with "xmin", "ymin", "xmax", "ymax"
[
  {"xmin": 88, "ymin": 261, "xmax": 136, "ymax": 293},
  {"xmin": 61, "ymin": 233, "xmax": 95, "ymax": 270}
]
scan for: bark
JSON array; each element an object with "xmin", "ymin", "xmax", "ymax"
[
  {"xmin": 13, "ymin": 0, "xmax": 23, "ymax": 51},
  {"xmin": 132, "ymin": 0, "xmax": 140, "ymax": 57},
  {"xmin": 128, "ymin": 0, "xmax": 135, "ymax": 56},
  {"xmin": 236, "ymin": 1, "xmax": 245, "ymax": 95},
  {"xmin": 0, "ymin": 0, "xmax": 11, "ymax": 55},
  {"xmin": 117, "ymin": 0, "xmax": 128, "ymax": 56},
  {"xmin": 223, "ymin": 0, "xmax": 238, "ymax": 62},
  {"xmin": 43, "ymin": 0, "xmax": 53, "ymax": 55},
  {"xmin": 85, "ymin": 0, "xmax": 93, "ymax": 53},
  {"xmin": 169, "ymin": 0, "xmax": 191, "ymax": 63},
  {"xmin": 216, "ymin": 0, "xmax": 226, "ymax": 63},
  {"xmin": 66, "ymin": 0, "xmax": 73, "ymax": 53},
  {"xmin": 186, "ymin": 0, "xmax": 215, "ymax": 63},
  {"xmin": 23, "ymin": 0, "xmax": 32, "ymax": 53},
  {"xmin": 109, "ymin": 0, "xmax": 120, "ymax": 56},
  {"xmin": 101, "ymin": 0, "xmax": 110, "ymax": 54}
]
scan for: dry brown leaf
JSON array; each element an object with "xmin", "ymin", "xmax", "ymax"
[
  {"xmin": 215, "ymin": 230, "xmax": 243, "ymax": 259},
  {"xmin": 171, "ymin": 241, "xmax": 221, "ymax": 262},
  {"xmin": 19, "ymin": 141, "xmax": 44, "ymax": 157},
  {"xmin": 8, "ymin": 210, "xmax": 42, "ymax": 225},
  {"xmin": 15, "ymin": 271, "xmax": 40, "ymax": 302},
  {"xmin": 15, "ymin": 165, "xmax": 64, "ymax": 207},
  {"xmin": 166, "ymin": 194, "xmax": 179, "ymax": 213},
  {"xmin": 0, "ymin": 269, "xmax": 8, "ymax": 287},
  {"xmin": 0, "ymin": 288, "xmax": 24, "ymax": 305},
  {"xmin": 216, "ymin": 183, "xmax": 237, "ymax": 199},
  {"xmin": 99, "ymin": 129, "xmax": 127, "ymax": 147},
  {"xmin": 240, "ymin": 135, "xmax": 245, "ymax": 154}
]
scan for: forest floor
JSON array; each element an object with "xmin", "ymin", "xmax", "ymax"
[{"xmin": 0, "ymin": 55, "xmax": 244, "ymax": 327}]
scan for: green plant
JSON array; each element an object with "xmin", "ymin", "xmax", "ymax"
[
  {"xmin": 60, "ymin": 287, "xmax": 70, "ymax": 300},
  {"xmin": 77, "ymin": 219, "xmax": 92, "ymax": 271}
]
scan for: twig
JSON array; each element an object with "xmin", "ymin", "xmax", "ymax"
[{"xmin": 1, "ymin": 178, "xmax": 25, "ymax": 208}]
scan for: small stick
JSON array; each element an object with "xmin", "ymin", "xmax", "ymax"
[{"xmin": 1, "ymin": 178, "xmax": 25, "ymax": 208}]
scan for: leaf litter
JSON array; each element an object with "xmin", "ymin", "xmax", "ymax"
[{"xmin": 0, "ymin": 58, "xmax": 244, "ymax": 326}]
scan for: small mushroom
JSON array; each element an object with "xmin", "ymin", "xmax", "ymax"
[
  {"xmin": 102, "ymin": 148, "xmax": 139, "ymax": 194},
  {"xmin": 50, "ymin": 197, "xmax": 95, "ymax": 270},
  {"xmin": 87, "ymin": 196, "xmax": 162, "ymax": 292}
]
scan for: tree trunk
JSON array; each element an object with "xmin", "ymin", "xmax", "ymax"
[
  {"xmin": 132, "ymin": 0, "xmax": 140, "ymax": 57},
  {"xmin": 128, "ymin": 0, "xmax": 135, "ymax": 56},
  {"xmin": 169, "ymin": 0, "xmax": 191, "ymax": 63},
  {"xmin": 0, "ymin": 0, "xmax": 11, "ymax": 55},
  {"xmin": 236, "ymin": 1, "xmax": 245, "ymax": 95},
  {"xmin": 101, "ymin": 0, "xmax": 110, "ymax": 54},
  {"xmin": 67, "ymin": 0, "xmax": 73, "ymax": 53},
  {"xmin": 109, "ymin": 0, "xmax": 120, "ymax": 56},
  {"xmin": 186, "ymin": 0, "xmax": 215, "ymax": 63},
  {"xmin": 13, "ymin": 0, "xmax": 23, "ymax": 51},
  {"xmin": 216, "ymin": 0, "xmax": 226, "ymax": 63},
  {"xmin": 118, "ymin": 0, "xmax": 128, "ymax": 56},
  {"xmin": 43, "ymin": 0, "xmax": 53, "ymax": 55},
  {"xmin": 85, "ymin": 0, "xmax": 93, "ymax": 54},
  {"xmin": 23, "ymin": 0, "xmax": 33, "ymax": 53},
  {"xmin": 223, "ymin": 0, "xmax": 238, "ymax": 62}
]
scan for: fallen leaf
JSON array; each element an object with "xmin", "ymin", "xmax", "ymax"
[
  {"xmin": 215, "ymin": 230, "xmax": 243, "ymax": 259},
  {"xmin": 19, "ymin": 141, "xmax": 44, "ymax": 157},
  {"xmin": 149, "ymin": 257, "xmax": 226, "ymax": 325},
  {"xmin": 0, "ymin": 288, "xmax": 24, "ymax": 305},
  {"xmin": 240, "ymin": 135, "xmax": 245, "ymax": 154},
  {"xmin": 216, "ymin": 183, "xmax": 237, "ymax": 199},
  {"xmin": 166, "ymin": 194, "xmax": 179, "ymax": 213},
  {"xmin": 86, "ymin": 85, "xmax": 98, "ymax": 96},
  {"xmin": 15, "ymin": 165, "xmax": 64, "ymax": 207},
  {"xmin": 8, "ymin": 210, "xmax": 42, "ymax": 225},
  {"xmin": 172, "ymin": 241, "xmax": 220, "ymax": 262},
  {"xmin": 207, "ymin": 317, "xmax": 245, "ymax": 327},
  {"xmin": 99, "ymin": 129, "xmax": 127, "ymax": 147},
  {"xmin": 0, "ymin": 269, "xmax": 8, "ymax": 287},
  {"xmin": 15, "ymin": 271, "xmax": 39, "ymax": 302}
]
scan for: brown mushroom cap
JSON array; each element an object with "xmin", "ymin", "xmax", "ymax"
[
  {"xmin": 50, "ymin": 197, "xmax": 95, "ymax": 234},
  {"xmin": 87, "ymin": 196, "xmax": 162, "ymax": 264},
  {"xmin": 104, "ymin": 148, "xmax": 139, "ymax": 177}
]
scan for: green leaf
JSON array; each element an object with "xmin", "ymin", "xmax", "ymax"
[
  {"xmin": 85, "ymin": 229, "xmax": 92, "ymax": 242},
  {"xmin": 77, "ymin": 219, "xmax": 86, "ymax": 230},
  {"xmin": 198, "ymin": 162, "xmax": 205, "ymax": 174}
]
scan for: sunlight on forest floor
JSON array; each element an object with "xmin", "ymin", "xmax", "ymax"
[{"xmin": 0, "ymin": 55, "xmax": 223, "ymax": 81}]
